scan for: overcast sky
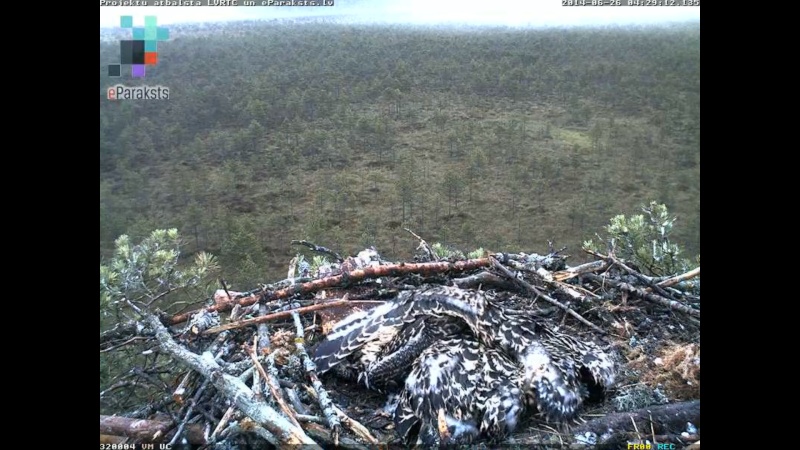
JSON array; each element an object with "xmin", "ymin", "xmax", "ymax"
[{"xmin": 100, "ymin": 0, "xmax": 699, "ymax": 28}]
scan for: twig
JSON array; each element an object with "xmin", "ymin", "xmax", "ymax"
[
  {"xmin": 100, "ymin": 336, "xmax": 149, "ymax": 353},
  {"xmin": 100, "ymin": 415, "xmax": 206, "ymax": 445},
  {"xmin": 284, "ymin": 387, "xmax": 310, "ymax": 415},
  {"xmin": 143, "ymin": 289, "xmax": 173, "ymax": 307},
  {"xmin": 257, "ymin": 303, "xmax": 271, "ymax": 355},
  {"xmin": 248, "ymin": 338, "xmax": 302, "ymax": 429},
  {"xmin": 552, "ymin": 260, "xmax": 608, "ymax": 281},
  {"xmin": 404, "ymin": 228, "xmax": 437, "ymax": 261},
  {"xmin": 292, "ymin": 239, "xmax": 345, "ymax": 263},
  {"xmin": 650, "ymin": 412, "xmax": 656, "ymax": 444},
  {"xmin": 656, "ymin": 267, "xmax": 700, "ymax": 288},
  {"xmin": 572, "ymin": 400, "xmax": 700, "ymax": 438},
  {"xmin": 174, "ymin": 332, "xmax": 228, "ymax": 405},
  {"xmin": 221, "ymin": 421, "xmax": 280, "ymax": 447},
  {"xmin": 220, "ymin": 279, "xmax": 232, "ymax": 303},
  {"xmin": 209, "ymin": 406, "xmax": 235, "ymax": 443},
  {"xmin": 490, "ymin": 257, "xmax": 607, "ymax": 334},
  {"xmin": 296, "ymin": 414, "xmax": 326, "ymax": 423},
  {"xmin": 291, "ymin": 311, "xmax": 341, "ymax": 444},
  {"xmin": 168, "ymin": 378, "xmax": 210, "ymax": 446}
]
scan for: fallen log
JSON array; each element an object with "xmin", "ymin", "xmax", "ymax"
[
  {"xmin": 574, "ymin": 400, "xmax": 700, "ymax": 438},
  {"xmin": 99, "ymin": 416, "xmax": 206, "ymax": 444}
]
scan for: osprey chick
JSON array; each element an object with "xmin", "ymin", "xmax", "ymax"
[{"xmin": 312, "ymin": 286, "xmax": 617, "ymax": 445}]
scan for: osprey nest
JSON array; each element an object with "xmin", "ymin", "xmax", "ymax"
[{"xmin": 100, "ymin": 239, "xmax": 700, "ymax": 450}]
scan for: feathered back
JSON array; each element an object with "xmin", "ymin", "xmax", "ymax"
[{"xmin": 395, "ymin": 335, "xmax": 527, "ymax": 446}]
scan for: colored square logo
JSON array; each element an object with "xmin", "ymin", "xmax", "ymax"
[
  {"xmin": 121, "ymin": 40, "xmax": 145, "ymax": 64},
  {"xmin": 108, "ymin": 64, "xmax": 121, "ymax": 77},
  {"xmin": 132, "ymin": 65, "xmax": 146, "ymax": 78},
  {"xmin": 115, "ymin": 16, "xmax": 167, "ymax": 78}
]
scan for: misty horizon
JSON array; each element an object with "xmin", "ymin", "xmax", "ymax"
[{"xmin": 99, "ymin": 0, "xmax": 699, "ymax": 29}]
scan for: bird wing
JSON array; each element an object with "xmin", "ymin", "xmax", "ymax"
[{"xmin": 313, "ymin": 294, "xmax": 416, "ymax": 374}]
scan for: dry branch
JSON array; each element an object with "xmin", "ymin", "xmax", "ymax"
[
  {"xmin": 584, "ymin": 273, "xmax": 700, "ymax": 318},
  {"xmin": 656, "ymin": 267, "xmax": 700, "ymax": 288},
  {"xmin": 248, "ymin": 341, "xmax": 301, "ymax": 429},
  {"xmin": 203, "ymin": 299, "xmax": 351, "ymax": 335},
  {"xmin": 551, "ymin": 259, "xmax": 608, "ymax": 281},
  {"xmin": 404, "ymin": 228, "xmax": 437, "ymax": 261},
  {"xmin": 169, "ymin": 378, "xmax": 210, "ymax": 446},
  {"xmin": 291, "ymin": 311, "xmax": 341, "ymax": 441},
  {"xmin": 209, "ymin": 406, "xmax": 235, "ymax": 442},
  {"xmin": 303, "ymin": 384, "xmax": 380, "ymax": 445},
  {"xmin": 172, "ymin": 372, "xmax": 193, "ymax": 405},
  {"xmin": 257, "ymin": 303, "xmax": 271, "ymax": 354}
]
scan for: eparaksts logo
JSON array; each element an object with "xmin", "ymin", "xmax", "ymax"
[{"xmin": 107, "ymin": 84, "xmax": 170, "ymax": 100}]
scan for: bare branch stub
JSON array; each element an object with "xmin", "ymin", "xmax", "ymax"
[{"xmin": 291, "ymin": 239, "xmax": 345, "ymax": 263}]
